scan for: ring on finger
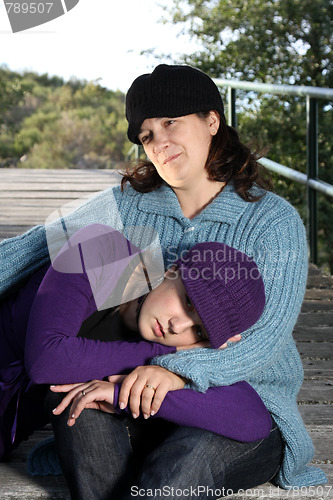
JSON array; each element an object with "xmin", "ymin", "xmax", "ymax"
[
  {"xmin": 82, "ymin": 390, "xmax": 86, "ymax": 396},
  {"xmin": 144, "ymin": 384, "xmax": 157, "ymax": 393}
]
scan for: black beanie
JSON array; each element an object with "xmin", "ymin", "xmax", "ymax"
[{"xmin": 126, "ymin": 64, "xmax": 225, "ymax": 144}]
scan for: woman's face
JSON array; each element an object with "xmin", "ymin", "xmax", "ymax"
[
  {"xmin": 138, "ymin": 112, "xmax": 219, "ymax": 191},
  {"xmin": 137, "ymin": 269, "xmax": 208, "ymax": 347}
]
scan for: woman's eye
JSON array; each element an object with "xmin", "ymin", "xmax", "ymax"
[
  {"xmin": 140, "ymin": 135, "xmax": 150, "ymax": 144},
  {"xmin": 165, "ymin": 119, "xmax": 175, "ymax": 127}
]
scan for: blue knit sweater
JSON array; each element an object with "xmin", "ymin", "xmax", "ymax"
[{"xmin": 0, "ymin": 182, "xmax": 327, "ymax": 488}]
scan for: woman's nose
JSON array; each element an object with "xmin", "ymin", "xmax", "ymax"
[{"xmin": 152, "ymin": 133, "xmax": 169, "ymax": 154}]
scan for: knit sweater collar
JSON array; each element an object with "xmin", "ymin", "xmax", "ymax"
[{"xmin": 137, "ymin": 183, "xmax": 251, "ymax": 225}]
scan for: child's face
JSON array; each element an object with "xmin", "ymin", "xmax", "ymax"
[{"xmin": 138, "ymin": 267, "xmax": 208, "ymax": 347}]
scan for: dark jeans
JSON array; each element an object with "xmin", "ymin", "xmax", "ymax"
[{"xmin": 46, "ymin": 391, "xmax": 283, "ymax": 500}]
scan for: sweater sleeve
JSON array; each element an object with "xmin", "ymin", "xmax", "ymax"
[
  {"xmin": 0, "ymin": 186, "xmax": 123, "ymax": 298},
  {"xmin": 0, "ymin": 225, "xmax": 50, "ymax": 299},
  {"xmin": 113, "ymin": 381, "xmax": 272, "ymax": 442},
  {"xmin": 151, "ymin": 206, "xmax": 308, "ymax": 392},
  {"xmin": 24, "ymin": 231, "xmax": 175, "ymax": 385}
]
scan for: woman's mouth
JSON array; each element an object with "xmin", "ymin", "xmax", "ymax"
[
  {"xmin": 163, "ymin": 153, "xmax": 181, "ymax": 165},
  {"xmin": 154, "ymin": 319, "xmax": 165, "ymax": 337}
]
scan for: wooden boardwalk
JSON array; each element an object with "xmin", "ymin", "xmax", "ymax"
[{"xmin": 0, "ymin": 168, "xmax": 332, "ymax": 499}]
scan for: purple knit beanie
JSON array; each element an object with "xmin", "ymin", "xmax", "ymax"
[
  {"xmin": 175, "ymin": 242, "xmax": 265, "ymax": 349},
  {"xmin": 126, "ymin": 64, "xmax": 225, "ymax": 144}
]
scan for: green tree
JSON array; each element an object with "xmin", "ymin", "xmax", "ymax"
[
  {"xmin": 163, "ymin": 0, "xmax": 333, "ymax": 271},
  {"xmin": 167, "ymin": 0, "xmax": 332, "ymax": 86},
  {"xmin": 0, "ymin": 69, "xmax": 130, "ymax": 170},
  {"xmin": 0, "ymin": 66, "xmax": 28, "ymax": 122}
]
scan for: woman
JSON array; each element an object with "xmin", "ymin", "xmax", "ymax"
[{"xmin": 0, "ymin": 64, "xmax": 327, "ymax": 498}]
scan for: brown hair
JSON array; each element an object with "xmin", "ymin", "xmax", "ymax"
[{"xmin": 120, "ymin": 112, "xmax": 272, "ymax": 201}]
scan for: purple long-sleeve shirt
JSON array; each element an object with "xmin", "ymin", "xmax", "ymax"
[{"xmin": 0, "ymin": 226, "xmax": 271, "ymax": 456}]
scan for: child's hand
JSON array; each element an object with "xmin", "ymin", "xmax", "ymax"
[
  {"xmin": 117, "ymin": 365, "xmax": 186, "ymax": 420},
  {"xmin": 51, "ymin": 380, "xmax": 116, "ymax": 426}
]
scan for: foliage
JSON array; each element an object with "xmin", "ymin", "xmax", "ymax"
[
  {"xmin": 0, "ymin": 67, "xmax": 130, "ymax": 169},
  {"xmin": 0, "ymin": 66, "xmax": 32, "ymax": 127},
  {"xmin": 166, "ymin": 0, "xmax": 332, "ymax": 86},
  {"xmin": 162, "ymin": 0, "xmax": 333, "ymax": 271}
]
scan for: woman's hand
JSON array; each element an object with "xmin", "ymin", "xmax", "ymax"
[
  {"xmin": 51, "ymin": 380, "xmax": 116, "ymax": 426},
  {"xmin": 117, "ymin": 365, "xmax": 186, "ymax": 420}
]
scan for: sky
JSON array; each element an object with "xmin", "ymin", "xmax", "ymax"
[{"xmin": 0, "ymin": 0, "xmax": 197, "ymax": 92}]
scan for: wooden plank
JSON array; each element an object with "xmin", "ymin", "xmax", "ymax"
[
  {"xmin": 0, "ymin": 191, "xmax": 102, "ymax": 199},
  {"xmin": 0, "ymin": 226, "xmax": 40, "ymax": 239},
  {"xmin": 305, "ymin": 289, "xmax": 333, "ymax": 300},
  {"xmin": 0, "ymin": 169, "xmax": 122, "ymax": 237},
  {"xmin": 307, "ymin": 425, "xmax": 333, "ymax": 461},
  {"xmin": 296, "ymin": 313, "xmax": 333, "ymax": 327},
  {"xmin": 0, "ymin": 168, "xmax": 121, "ymax": 177},
  {"xmin": 297, "ymin": 342, "xmax": 333, "ymax": 359},
  {"xmin": 299, "ymin": 404, "xmax": 333, "ymax": 425},
  {"xmin": 0, "ymin": 218, "xmax": 68, "ymax": 226},
  {"xmin": 0, "ymin": 429, "xmax": 70, "ymax": 499},
  {"xmin": 0, "ymin": 211, "xmax": 86, "ymax": 221},
  {"xmin": 0, "ymin": 198, "xmax": 73, "ymax": 208},
  {"xmin": 307, "ymin": 265, "xmax": 333, "ymax": 287},
  {"xmin": 308, "ymin": 265, "xmax": 323, "ymax": 276},
  {"xmin": 302, "ymin": 301, "xmax": 333, "ymax": 313},
  {"xmin": 0, "ymin": 464, "xmax": 70, "ymax": 499},
  {"xmin": 0, "ymin": 183, "xmax": 119, "ymax": 191},
  {"xmin": 306, "ymin": 275, "xmax": 333, "ymax": 289},
  {"xmin": 293, "ymin": 327, "xmax": 333, "ymax": 342},
  {"xmin": 298, "ymin": 380, "xmax": 333, "ymax": 402},
  {"xmin": 0, "ymin": 199, "xmax": 92, "ymax": 208},
  {"xmin": 302, "ymin": 359, "xmax": 333, "ymax": 377},
  {"xmin": 0, "ymin": 172, "xmax": 120, "ymax": 180},
  {"xmin": 0, "ymin": 212, "xmax": 70, "ymax": 221}
]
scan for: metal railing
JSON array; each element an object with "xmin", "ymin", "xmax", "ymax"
[
  {"xmin": 215, "ymin": 79, "xmax": 333, "ymax": 264},
  {"xmin": 126, "ymin": 144, "xmax": 142, "ymax": 161}
]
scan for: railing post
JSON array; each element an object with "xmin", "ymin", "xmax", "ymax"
[
  {"xmin": 306, "ymin": 96, "xmax": 318, "ymax": 264},
  {"xmin": 228, "ymin": 87, "xmax": 237, "ymax": 128},
  {"xmin": 126, "ymin": 144, "xmax": 143, "ymax": 161}
]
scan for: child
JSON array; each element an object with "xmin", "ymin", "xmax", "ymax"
[
  {"xmin": 50, "ymin": 233, "xmax": 270, "ymax": 443},
  {"xmin": 0, "ymin": 224, "xmax": 268, "ymax": 462}
]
